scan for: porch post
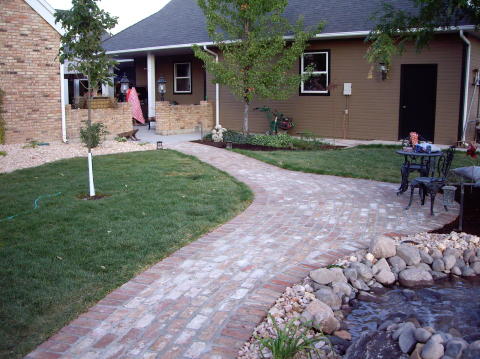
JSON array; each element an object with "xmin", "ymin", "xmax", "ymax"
[{"xmin": 147, "ymin": 53, "xmax": 156, "ymax": 120}]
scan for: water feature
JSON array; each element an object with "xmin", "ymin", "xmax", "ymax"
[{"xmin": 344, "ymin": 277, "xmax": 480, "ymax": 341}]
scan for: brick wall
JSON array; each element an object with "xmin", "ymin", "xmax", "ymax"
[
  {"xmin": 0, "ymin": 0, "xmax": 62, "ymax": 144},
  {"xmin": 65, "ymin": 103, "xmax": 133, "ymax": 141},
  {"xmin": 155, "ymin": 101, "xmax": 214, "ymax": 135}
]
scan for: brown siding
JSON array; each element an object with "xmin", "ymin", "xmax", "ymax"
[
  {"xmin": 0, "ymin": 0, "xmax": 62, "ymax": 144},
  {"xmin": 208, "ymin": 35, "xmax": 464, "ymax": 144},
  {"xmin": 135, "ymin": 55, "xmax": 205, "ymax": 105},
  {"xmin": 466, "ymin": 36, "xmax": 480, "ymax": 141}
]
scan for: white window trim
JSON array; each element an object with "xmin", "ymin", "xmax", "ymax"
[
  {"xmin": 174, "ymin": 62, "xmax": 192, "ymax": 94},
  {"xmin": 301, "ymin": 51, "xmax": 329, "ymax": 94}
]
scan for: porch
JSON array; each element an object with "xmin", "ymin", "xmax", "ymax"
[{"xmin": 111, "ymin": 50, "xmax": 216, "ymax": 136}]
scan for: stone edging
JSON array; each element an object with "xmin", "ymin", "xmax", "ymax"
[{"xmin": 239, "ymin": 232, "xmax": 480, "ymax": 359}]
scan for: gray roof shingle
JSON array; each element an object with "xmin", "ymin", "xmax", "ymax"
[{"xmin": 101, "ymin": 0, "xmax": 422, "ymax": 53}]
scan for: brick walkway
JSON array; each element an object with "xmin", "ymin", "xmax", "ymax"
[{"xmin": 28, "ymin": 143, "xmax": 457, "ymax": 359}]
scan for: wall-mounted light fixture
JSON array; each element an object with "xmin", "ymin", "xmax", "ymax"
[
  {"xmin": 157, "ymin": 76, "xmax": 167, "ymax": 101},
  {"xmin": 379, "ymin": 63, "xmax": 388, "ymax": 81}
]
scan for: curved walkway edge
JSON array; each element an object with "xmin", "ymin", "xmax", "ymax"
[{"xmin": 27, "ymin": 143, "xmax": 457, "ymax": 359}]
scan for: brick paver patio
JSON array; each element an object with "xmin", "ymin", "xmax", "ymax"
[{"xmin": 28, "ymin": 143, "xmax": 457, "ymax": 359}]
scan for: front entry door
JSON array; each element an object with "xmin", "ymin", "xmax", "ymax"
[{"xmin": 399, "ymin": 64, "xmax": 438, "ymax": 141}]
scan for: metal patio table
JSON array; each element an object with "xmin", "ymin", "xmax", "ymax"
[{"xmin": 396, "ymin": 150, "xmax": 443, "ymax": 194}]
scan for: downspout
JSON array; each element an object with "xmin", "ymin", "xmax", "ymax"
[
  {"xmin": 460, "ymin": 30, "xmax": 471, "ymax": 142},
  {"xmin": 60, "ymin": 63, "xmax": 68, "ymax": 143},
  {"xmin": 203, "ymin": 45, "xmax": 220, "ymax": 127}
]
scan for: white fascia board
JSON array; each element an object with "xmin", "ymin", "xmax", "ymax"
[
  {"xmin": 106, "ymin": 25, "xmax": 477, "ymax": 56},
  {"xmin": 25, "ymin": 0, "xmax": 63, "ymax": 35}
]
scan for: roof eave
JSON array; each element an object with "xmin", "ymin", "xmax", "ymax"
[
  {"xmin": 25, "ymin": 0, "xmax": 64, "ymax": 35},
  {"xmin": 105, "ymin": 25, "xmax": 477, "ymax": 56}
]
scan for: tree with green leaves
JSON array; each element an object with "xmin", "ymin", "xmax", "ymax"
[
  {"xmin": 193, "ymin": 0, "xmax": 322, "ymax": 134},
  {"xmin": 366, "ymin": 0, "xmax": 480, "ymax": 68},
  {"xmin": 55, "ymin": 0, "xmax": 117, "ymax": 197}
]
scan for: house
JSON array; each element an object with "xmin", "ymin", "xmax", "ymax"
[
  {"xmin": 0, "ymin": 0, "xmax": 65, "ymax": 144},
  {"xmin": 0, "ymin": 0, "xmax": 132, "ymax": 145},
  {"xmin": 103, "ymin": 0, "xmax": 480, "ymax": 144}
]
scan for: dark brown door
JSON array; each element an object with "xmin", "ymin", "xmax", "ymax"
[{"xmin": 399, "ymin": 64, "xmax": 438, "ymax": 141}]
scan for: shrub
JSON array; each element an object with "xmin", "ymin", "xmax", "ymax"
[
  {"xmin": 248, "ymin": 134, "xmax": 295, "ymax": 148},
  {"xmin": 80, "ymin": 122, "xmax": 108, "ymax": 148},
  {"xmin": 223, "ymin": 130, "xmax": 250, "ymax": 144},
  {"xmin": 114, "ymin": 136, "xmax": 127, "ymax": 142},
  {"xmin": 0, "ymin": 151, "xmax": 6, "ymax": 157},
  {"xmin": 256, "ymin": 315, "xmax": 327, "ymax": 359}
]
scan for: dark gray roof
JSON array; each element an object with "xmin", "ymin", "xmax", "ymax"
[{"xmin": 102, "ymin": 0, "xmax": 419, "ymax": 53}]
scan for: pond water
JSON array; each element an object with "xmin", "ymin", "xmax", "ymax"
[{"xmin": 344, "ymin": 277, "xmax": 480, "ymax": 341}]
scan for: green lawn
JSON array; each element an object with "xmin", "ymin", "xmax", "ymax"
[
  {"xmin": 0, "ymin": 150, "xmax": 252, "ymax": 359},
  {"xmin": 233, "ymin": 145, "xmax": 474, "ymax": 183}
]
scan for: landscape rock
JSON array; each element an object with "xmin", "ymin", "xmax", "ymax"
[
  {"xmin": 351, "ymin": 278, "xmax": 370, "ymax": 291},
  {"xmin": 397, "ymin": 244, "xmax": 421, "ymax": 266},
  {"xmin": 422, "ymin": 339, "xmax": 444, "ymax": 359},
  {"xmin": 302, "ymin": 299, "xmax": 340, "ymax": 334},
  {"xmin": 398, "ymin": 269, "xmax": 434, "ymax": 287},
  {"xmin": 310, "ymin": 267, "xmax": 347, "ymax": 285},
  {"xmin": 443, "ymin": 255, "xmax": 456, "ymax": 270},
  {"xmin": 415, "ymin": 327, "xmax": 432, "ymax": 343},
  {"xmin": 331, "ymin": 281, "xmax": 352, "ymax": 298},
  {"xmin": 431, "ymin": 271, "xmax": 448, "ymax": 280},
  {"xmin": 350, "ymin": 262, "xmax": 373, "ymax": 281},
  {"xmin": 451, "ymin": 266, "xmax": 462, "ymax": 276},
  {"xmin": 398, "ymin": 325, "xmax": 417, "ymax": 353},
  {"xmin": 334, "ymin": 330, "xmax": 352, "ymax": 341},
  {"xmin": 372, "ymin": 258, "xmax": 391, "ymax": 274},
  {"xmin": 369, "ymin": 235, "xmax": 397, "ymax": 259},
  {"xmin": 445, "ymin": 339, "xmax": 467, "ymax": 358},
  {"xmin": 471, "ymin": 261, "xmax": 480, "ymax": 274},
  {"xmin": 410, "ymin": 343, "xmax": 424, "ymax": 359},
  {"xmin": 375, "ymin": 269, "xmax": 396, "ymax": 285},
  {"xmin": 461, "ymin": 266, "xmax": 476, "ymax": 277},
  {"xmin": 343, "ymin": 267, "xmax": 357, "ymax": 282},
  {"xmin": 432, "ymin": 258, "xmax": 445, "ymax": 272},
  {"xmin": 314, "ymin": 287, "xmax": 342, "ymax": 310},
  {"xmin": 389, "ymin": 256, "xmax": 407, "ymax": 273},
  {"xmin": 420, "ymin": 250, "xmax": 434, "ymax": 264}
]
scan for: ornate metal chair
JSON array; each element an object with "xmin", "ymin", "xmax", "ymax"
[{"xmin": 405, "ymin": 146, "xmax": 456, "ymax": 215}]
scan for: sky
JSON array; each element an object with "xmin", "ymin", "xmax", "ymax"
[{"xmin": 47, "ymin": 0, "xmax": 172, "ymax": 34}]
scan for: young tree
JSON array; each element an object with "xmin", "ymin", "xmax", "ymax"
[
  {"xmin": 366, "ymin": 0, "xmax": 480, "ymax": 68},
  {"xmin": 55, "ymin": 0, "xmax": 117, "ymax": 197},
  {"xmin": 193, "ymin": 0, "xmax": 322, "ymax": 134}
]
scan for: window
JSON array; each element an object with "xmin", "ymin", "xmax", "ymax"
[
  {"xmin": 301, "ymin": 51, "xmax": 329, "ymax": 94},
  {"xmin": 174, "ymin": 62, "xmax": 192, "ymax": 94}
]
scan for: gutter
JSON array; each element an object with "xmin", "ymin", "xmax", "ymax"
[
  {"xmin": 60, "ymin": 63, "xmax": 67, "ymax": 143},
  {"xmin": 203, "ymin": 46, "xmax": 220, "ymax": 127},
  {"xmin": 460, "ymin": 30, "xmax": 471, "ymax": 143}
]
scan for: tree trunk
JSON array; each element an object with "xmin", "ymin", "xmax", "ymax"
[
  {"xmin": 243, "ymin": 101, "xmax": 249, "ymax": 134},
  {"xmin": 87, "ymin": 80, "xmax": 96, "ymax": 197}
]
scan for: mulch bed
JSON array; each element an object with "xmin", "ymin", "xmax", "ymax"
[
  {"xmin": 76, "ymin": 193, "xmax": 111, "ymax": 201},
  {"xmin": 431, "ymin": 186, "xmax": 480, "ymax": 235},
  {"xmin": 192, "ymin": 140, "xmax": 342, "ymax": 151}
]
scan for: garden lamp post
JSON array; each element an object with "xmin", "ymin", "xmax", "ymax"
[
  {"xmin": 157, "ymin": 76, "xmax": 167, "ymax": 101},
  {"xmin": 120, "ymin": 73, "xmax": 130, "ymax": 94}
]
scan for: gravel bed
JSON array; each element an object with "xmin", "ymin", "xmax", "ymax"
[{"xmin": 0, "ymin": 141, "xmax": 156, "ymax": 173}]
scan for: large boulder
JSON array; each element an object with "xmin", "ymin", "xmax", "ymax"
[
  {"xmin": 398, "ymin": 268, "xmax": 434, "ymax": 287},
  {"xmin": 369, "ymin": 235, "xmax": 396, "ymax": 259},
  {"xmin": 396, "ymin": 244, "xmax": 421, "ymax": 266},
  {"xmin": 422, "ymin": 338, "xmax": 445, "ymax": 359},
  {"xmin": 301, "ymin": 299, "xmax": 340, "ymax": 334},
  {"xmin": 310, "ymin": 267, "xmax": 347, "ymax": 285}
]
